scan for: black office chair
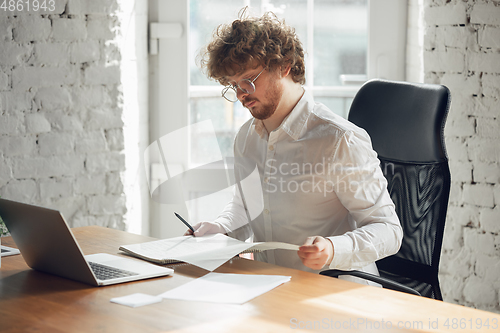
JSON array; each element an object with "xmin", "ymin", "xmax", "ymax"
[{"xmin": 320, "ymin": 79, "xmax": 451, "ymax": 300}]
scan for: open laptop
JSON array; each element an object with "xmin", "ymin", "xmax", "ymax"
[{"xmin": 0, "ymin": 198, "xmax": 173, "ymax": 286}]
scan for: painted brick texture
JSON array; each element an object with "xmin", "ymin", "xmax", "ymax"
[
  {"xmin": 423, "ymin": 0, "xmax": 500, "ymax": 313},
  {"xmin": 0, "ymin": 1, "xmax": 126, "ymax": 230}
]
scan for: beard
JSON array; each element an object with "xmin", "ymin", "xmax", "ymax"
[{"xmin": 243, "ymin": 74, "xmax": 284, "ymax": 120}]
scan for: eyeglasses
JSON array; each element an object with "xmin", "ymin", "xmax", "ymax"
[{"xmin": 221, "ymin": 67, "xmax": 266, "ymax": 102}]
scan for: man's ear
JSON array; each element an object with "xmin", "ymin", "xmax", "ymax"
[{"xmin": 281, "ymin": 64, "xmax": 292, "ymax": 78}]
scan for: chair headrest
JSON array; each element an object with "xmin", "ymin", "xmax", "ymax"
[{"xmin": 348, "ymin": 79, "xmax": 451, "ymax": 163}]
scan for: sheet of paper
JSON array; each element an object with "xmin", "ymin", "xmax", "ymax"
[
  {"xmin": 250, "ymin": 241, "xmax": 300, "ymax": 251},
  {"xmin": 110, "ymin": 293, "xmax": 163, "ymax": 308},
  {"xmin": 125, "ymin": 233, "xmax": 254, "ymax": 271},
  {"xmin": 158, "ymin": 272, "xmax": 291, "ymax": 305},
  {"xmin": 1, "ymin": 245, "xmax": 21, "ymax": 257},
  {"xmin": 121, "ymin": 234, "xmax": 299, "ymax": 271}
]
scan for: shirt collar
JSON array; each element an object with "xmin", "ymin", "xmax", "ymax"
[
  {"xmin": 251, "ymin": 89, "xmax": 313, "ymax": 141},
  {"xmin": 253, "ymin": 118, "xmax": 268, "ymax": 139},
  {"xmin": 279, "ymin": 89, "xmax": 312, "ymax": 141}
]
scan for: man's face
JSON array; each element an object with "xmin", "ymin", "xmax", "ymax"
[{"xmin": 227, "ymin": 66, "xmax": 284, "ymax": 121}]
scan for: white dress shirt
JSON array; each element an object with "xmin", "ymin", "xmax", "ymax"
[{"xmin": 214, "ymin": 91, "xmax": 402, "ymax": 283}]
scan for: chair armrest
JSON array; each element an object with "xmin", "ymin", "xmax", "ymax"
[{"xmin": 320, "ymin": 269, "xmax": 422, "ymax": 297}]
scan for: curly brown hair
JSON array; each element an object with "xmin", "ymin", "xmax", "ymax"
[{"xmin": 199, "ymin": 9, "xmax": 306, "ymax": 86}]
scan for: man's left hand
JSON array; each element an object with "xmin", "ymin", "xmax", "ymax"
[{"xmin": 297, "ymin": 236, "xmax": 334, "ymax": 270}]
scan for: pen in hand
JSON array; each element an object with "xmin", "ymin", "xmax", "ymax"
[{"xmin": 174, "ymin": 212, "xmax": 195, "ymax": 235}]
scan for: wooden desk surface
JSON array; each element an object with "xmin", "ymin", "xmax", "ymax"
[{"xmin": 1, "ymin": 226, "xmax": 499, "ymax": 333}]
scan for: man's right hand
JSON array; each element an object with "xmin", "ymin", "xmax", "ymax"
[{"xmin": 183, "ymin": 221, "xmax": 227, "ymax": 237}]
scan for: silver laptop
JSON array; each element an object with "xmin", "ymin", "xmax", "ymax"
[{"xmin": 0, "ymin": 198, "xmax": 173, "ymax": 286}]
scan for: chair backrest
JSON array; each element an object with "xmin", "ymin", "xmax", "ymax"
[{"xmin": 348, "ymin": 79, "xmax": 451, "ymax": 299}]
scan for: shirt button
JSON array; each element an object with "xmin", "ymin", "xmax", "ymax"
[
  {"xmin": 269, "ymin": 145, "xmax": 274, "ymax": 151},
  {"xmin": 264, "ymin": 209, "xmax": 270, "ymax": 215}
]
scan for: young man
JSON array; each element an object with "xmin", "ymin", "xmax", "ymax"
[{"xmin": 186, "ymin": 11, "xmax": 402, "ymax": 282}]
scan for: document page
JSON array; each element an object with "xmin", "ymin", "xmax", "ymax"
[
  {"xmin": 159, "ymin": 272, "xmax": 291, "ymax": 304},
  {"xmin": 250, "ymin": 242, "xmax": 300, "ymax": 251},
  {"xmin": 120, "ymin": 234, "xmax": 299, "ymax": 271}
]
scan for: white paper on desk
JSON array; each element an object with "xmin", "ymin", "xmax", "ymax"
[
  {"xmin": 110, "ymin": 293, "xmax": 163, "ymax": 308},
  {"xmin": 120, "ymin": 233, "xmax": 299, "ymax": 271},
  {"xmin": 158, "ymin": 272, "xmax": 291, "ymax": 305},
  {"xmin": 178, "ymin": 234, "xmax": 254, "ymax": 271}
]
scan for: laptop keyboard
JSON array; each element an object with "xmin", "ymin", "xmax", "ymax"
[{"xmin": 88, "ymin": 261, "xmax": 139, "ymax": 281}]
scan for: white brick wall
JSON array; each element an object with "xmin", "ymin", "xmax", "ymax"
[
  {"xmin": 0, "ymin": 0, "xmax": 149, "ymax": 232},
  {"xmin": 420, "ymin": 0, "xmax": 500, "ymax": 313}
]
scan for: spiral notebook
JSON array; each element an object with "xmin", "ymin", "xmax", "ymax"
[{"xmin": 119, "ymin": 233, "xmax": 299, "ymax": 271}]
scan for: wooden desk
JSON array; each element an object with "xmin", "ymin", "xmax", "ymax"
[{"xmin": 1, "ymin": 226, "xmax": 499, "ymax": 332}]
